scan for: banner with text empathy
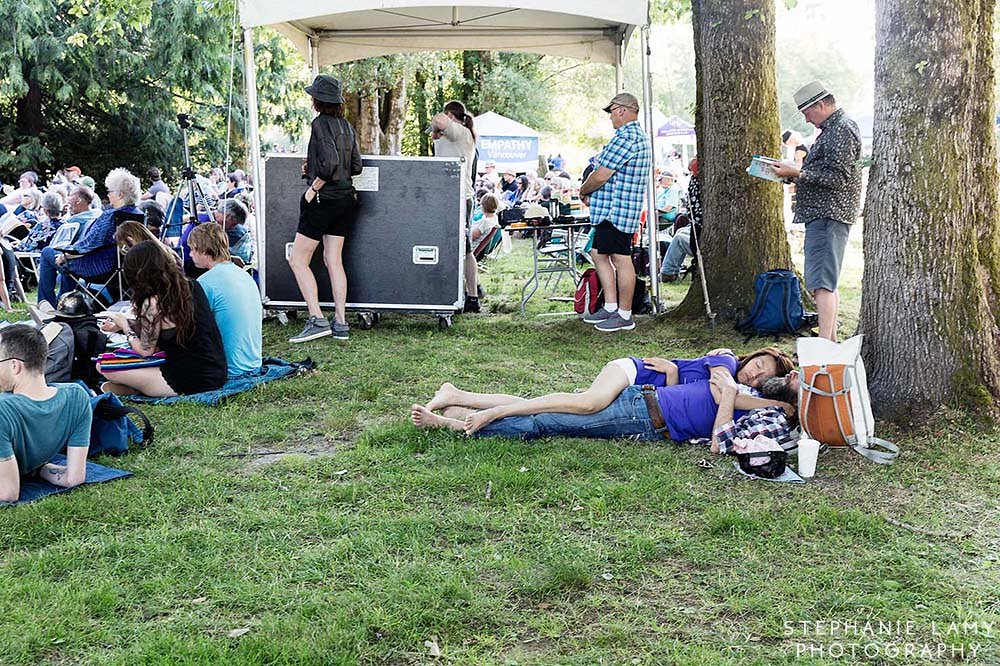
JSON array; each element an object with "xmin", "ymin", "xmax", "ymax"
[{"xmin": 477, "ymin": 136, "xmax": 539, "ymax": 174}]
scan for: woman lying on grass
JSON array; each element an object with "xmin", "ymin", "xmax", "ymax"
[{"xmin": 413, "ymin": 347, "xmax": 794, "ymax": 437}]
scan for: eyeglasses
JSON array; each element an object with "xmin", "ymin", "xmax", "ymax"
[{"xmin": 0, "ymin": 357, "xmax": 23, "ymax": 365}]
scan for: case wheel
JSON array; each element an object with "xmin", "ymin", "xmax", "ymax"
[
  {"xmin": 357, "ymin": 312, "xmax": 376, "ymax": 330},
  {"xmin": 438, "ymin": 315, "xmax": 452, "ymax": 331}
]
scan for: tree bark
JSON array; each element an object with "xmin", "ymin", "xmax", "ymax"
[
  {"xmin": 356, "ymin": 90, "xmax": 381, "ymax": 154},
  {"xmin": 675, "ymin": 0, "xmax": 790, "ymax": 319},
  {"xmin": 382, "ymin": 68, "xmax": 408, "ymax": 156},
  {"xmin": 414, "ymin": 70, "xmax": 430, "ymax": 156},
  {"xmin": 860, "ymin": 0, "xmax": 1000, "ymax": 420}
]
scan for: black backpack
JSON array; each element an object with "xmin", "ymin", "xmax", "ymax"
[{"xmin": 65, "ymin": 317, "xmax": 108, "ymax": 388}]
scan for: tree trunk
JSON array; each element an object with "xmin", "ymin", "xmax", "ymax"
[
  {"xmin": 860, "ymin": 0, "xmax": 1000, "ymax": 420},
  {"xmin": 382, "ymin": 69, "xmax": 408, "ymax": 155},
  {"xmin": 414, "ymin": 70, "xmax": 430, "ymax": 156},
  {"xmin": 675, "ymin": 0, "xmax": 790, "ymax": 320},
  {"xmin": 14, "ymin": 77, "xmax": 44, "ymax": 136},
  {"xmin": 356, "ymin": 90, "xmax": 381, "ymax": 154}
]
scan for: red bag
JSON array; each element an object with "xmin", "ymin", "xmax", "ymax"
[{"xmin": 574, "ymin": 268, "xmax": 604, "ymax": 315}]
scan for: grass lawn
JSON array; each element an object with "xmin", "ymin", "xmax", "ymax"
[{"xmin": 1, "ymin": 231, "xmax": 998, "ymax": 665}]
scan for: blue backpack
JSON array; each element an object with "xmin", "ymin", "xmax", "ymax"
[
  {"xmin": 735, "ymin": 269, "xmax": 811, "ymax": 339},
  {"xmin": 78, "ymin": 385, "xmax": 154, "ymax": 457}
]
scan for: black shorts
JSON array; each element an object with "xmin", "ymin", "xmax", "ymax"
[
  {"xmin": 297, "ymin": 193, "xmax": 358, "ymax": 240},
  {"xmin": 592, "ymin": 220, "xmax": 633, "ymax": 256}
]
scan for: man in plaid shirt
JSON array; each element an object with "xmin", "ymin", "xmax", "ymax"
[
  {"xmin": 709, "ymin": 370, "xmax": 799, "ymax": 455},
  {"xmin": 579, "ymin": 92, "xmax": 652, "ymax": 332}
]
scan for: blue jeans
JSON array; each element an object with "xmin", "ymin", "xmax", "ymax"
[
  {"xmin": 475, "ymin": 386, "xmax": 659, "ymax": 441},
  {"xmin": 37, "ymin": 246, "xmax": 71, "ymax": 307},
  {"xmin": 660, "ymin": 226, "xmax": 691, "ymax": 277}
]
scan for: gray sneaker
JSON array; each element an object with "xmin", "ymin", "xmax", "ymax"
[
  {"xmin": 594, "ymin": 313, "xmax": 636, "ymax": 332},
  {"xmin": 289, "ymin": 316, "xmax": 331, "ymax": 343},
  {"xmin": 582, "ymin": 306, "xmax": 615, "ymax": 324},
  {"xmin": 331, "ymin": 321, "xmax": 350, "ymax": 341}
]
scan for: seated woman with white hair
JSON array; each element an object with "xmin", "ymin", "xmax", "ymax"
[{"xmin": 37, "ymin": 167, "xmax": 143, "ymax": 308}]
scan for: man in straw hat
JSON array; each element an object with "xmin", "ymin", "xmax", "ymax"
[
  {"xmin": 772, "ymin": 81, "xmax": 862, "ymax": 342},
  {"xmin": 579, "ymin": 92, "xmax": 652, "ymax": 333}
]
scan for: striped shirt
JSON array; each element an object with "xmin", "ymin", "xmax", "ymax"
[{"xmin": 588, "ymin": 121, "xmax": 652, "ymax": 234}]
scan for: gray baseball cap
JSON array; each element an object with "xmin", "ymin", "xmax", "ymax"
[{"xmin": 602, "ymin": 92, "xmax": 640, "ymax": 113}]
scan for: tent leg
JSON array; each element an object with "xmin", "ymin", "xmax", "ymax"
[
  {"xmin": 615, "ymin": 30, "xmax": 624, "ymax": 92},
  {"xmin": 244, "ymin": 27, "xmax": 265, "ymax": 285},
  {"xmin": 640, "ymin": 24, "xmax": 661, "ymax": 312},
  {"xmin": 310, "ymin": 36, "xmax": 319, "ymax": 77}
]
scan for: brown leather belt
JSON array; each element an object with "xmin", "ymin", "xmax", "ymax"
[{"xmin": 640, "ymin": 384, "xmax": 671, "ymax": 440}]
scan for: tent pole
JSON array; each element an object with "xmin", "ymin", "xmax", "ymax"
[
  {"xmin": 640, "ymin": 23, "xmax": 660, "ymax": 312},
  {"xmin": 309, "ymin": 35, "xmax": 319, "ymax": 77},
  {"xmin": 614, "ymin": 29, "xmax": 625, "ymax": 92},
  {"xmin": 243, "ymin": 26, "xmax": 265, "ymax": 288}
]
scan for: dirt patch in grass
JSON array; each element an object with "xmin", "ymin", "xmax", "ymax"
[{"xmin": 227, "ymin": 432, "xmax": 354, "ymax": 472}]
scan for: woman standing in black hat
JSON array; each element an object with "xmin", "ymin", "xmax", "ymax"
[{"xmin": 287, "ymin": 74, "xmax": 363, "ymax": 343}]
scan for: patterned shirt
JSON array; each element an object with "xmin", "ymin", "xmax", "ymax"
[
  {"xmin": 688, "ymin": 176, "xmax": 702, "ymax": 226},
  {"xmin": 588, "ymin": 121, "xmax": 652, "ymax": 234},
  {"xmin": 794, "ymin": 108, "xmax": 862, "ymax": 225},
  {"xmin": 713, "ymin": 406, "xmax": 794, "ymax": 455}
]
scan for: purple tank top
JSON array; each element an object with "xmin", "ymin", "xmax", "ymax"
[{"xmin": 654, "ymin": 380, "xmax": 747, "ymax": 441}]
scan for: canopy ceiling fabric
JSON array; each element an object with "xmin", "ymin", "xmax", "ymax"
[
  {"xmin": 474, "ymin": 111, "xmax": 539, "ymax": 137},
  {"xmin": 238, "ymin": 0, "xmax": 647, "ymax": 65}
]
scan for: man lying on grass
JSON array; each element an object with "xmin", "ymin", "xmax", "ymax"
[
  {"xmin": 0, "ymin": 325, "xmax": 92, "ymax": 502},
  {"xmin": 412, "ymin": 367, "xmax": 799, "ymax": 453}
]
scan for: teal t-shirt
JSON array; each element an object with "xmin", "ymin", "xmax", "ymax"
[
  {"xmin": 197, "ymin": 262, "xmax": 263, "ymax": 378},
  {"xmin": 0, "ymin": 383, "xmax": 92, "ymax": 475}
]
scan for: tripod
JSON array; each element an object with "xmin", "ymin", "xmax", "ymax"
[{"xmin": 162, "ymin": 113, "xmax": 214, "ymax": 242}]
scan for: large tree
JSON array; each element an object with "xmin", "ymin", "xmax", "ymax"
[
  {"xmin": 859, "ymin": 0, "xmax": 1000, "ymax": 420},
  {"xmin": 0, "ymin": 0, "xmax": 304, "ymax": 185},
  {"xmin": 675, "ymin": 0, "xmax": 792, "ymax": 319}
]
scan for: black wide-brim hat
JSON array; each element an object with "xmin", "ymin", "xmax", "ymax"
[{"xmin": 305, "ymin": 75, "xmax": 345, "ymax": 104}]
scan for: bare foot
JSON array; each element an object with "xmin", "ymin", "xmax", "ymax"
[
  {"xmin": 426, "ymin": 382, "xmax": 460, "ymax": 412},
  {"xmin": 464, "ymin": 407, "xmax": 499, "ymax": 435},
  {"xmin": 410, "ymin": 404, "xmax": 465, "ymax": 431}
]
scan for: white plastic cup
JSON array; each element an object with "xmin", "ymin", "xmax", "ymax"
[{"xmin": 798, "ymin": 437, "xmax": 820, "ymax": 478}]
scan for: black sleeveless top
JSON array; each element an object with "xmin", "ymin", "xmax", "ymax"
[{"xmin": 158, "ymin": 281, "xmax": 228, "ymax": 394}]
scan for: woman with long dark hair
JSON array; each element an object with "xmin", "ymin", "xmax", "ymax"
[
  {"xmin": 97, "ymin": 240, "xmax": 227, "ymax": 396},
  {"xmin": 431, "ymin": 99, "xmax": 481, "ymax": 312},
  {"xmin": 287, "ymin": 74, "xmax": 363, "ymax": 343}
]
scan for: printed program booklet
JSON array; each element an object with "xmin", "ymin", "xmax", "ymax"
[{"xmin": 746, "ymin": 155, "xmax": 789, "ymax": 182}]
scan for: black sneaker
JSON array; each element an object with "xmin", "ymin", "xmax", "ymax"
[{"xmin": 463, "ymin": 296, "xmax": 481, "ymax": 313}]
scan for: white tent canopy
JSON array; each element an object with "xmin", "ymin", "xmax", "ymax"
[
  {"xmin": 239, "ymin": 0, "xmax": 665, "ymax": 308},
  {"xmin": 238, "ymin": 1, "xmax": 644, "ymax": 66}
]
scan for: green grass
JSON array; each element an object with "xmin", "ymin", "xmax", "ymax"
[{"xmin": 0, "ymin": 236, "xmax": 997, "ymax": 665}]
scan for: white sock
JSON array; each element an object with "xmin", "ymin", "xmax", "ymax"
[
  {"xmin": 605, "ymin": 302, "xmax": 618, "ymax": 313},
  {"xmin": 619, "ymin": 308, "xmax": 632, "ymax": 320}
]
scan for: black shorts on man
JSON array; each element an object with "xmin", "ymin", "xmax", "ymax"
[
  {"xmin": 297, "ymin": 193, "xmax": 358, "ymax": 240},
  {"xmin": 592, "ymin": 219, "xmax": 633, "ymax": 256}
]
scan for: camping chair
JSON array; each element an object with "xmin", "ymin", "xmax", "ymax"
[
  {"xmin": 14, "ymin": 221, "xmax": 79, "ymax": 285},
  {"xmin": 63, "ymin": 210, "xmax": 144, "ymax": 309},
  {"xmin": 473, "ymin": 227, "xmax": 504, "ymax": 262}
]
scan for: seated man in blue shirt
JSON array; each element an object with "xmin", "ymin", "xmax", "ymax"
[
  {"xmin": 212, "ymin": 198, "xmax": 254, "ymax": 265},
  {"xmin": 0, "ymin": 325, "xmax": 93, "ymax": 502},
  {"xmin": 37, "ymin": 169, "xmax": 142, "ymax": 307},
  {"xmin": 188, "ymin": 222, "xmax": 263, "ymax": 378}
]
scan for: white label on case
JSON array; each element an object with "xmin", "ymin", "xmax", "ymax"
[
  {"xmin": 352, "ymin": 167, "xmax": 379, "ymax": 191},
  {"xmin": 412, "ymin": 246, "xmax": 439, "ymax": 265}
]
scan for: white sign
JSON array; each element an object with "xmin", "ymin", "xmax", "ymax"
[{"xmin": 353, "ymin": 167, "xmax": 379, "ymax": 191}]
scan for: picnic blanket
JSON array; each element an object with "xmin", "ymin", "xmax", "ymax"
[
  {"xmin": 2, "ymin": 454, "xmax": 132, "ymax": 506},
  {"xmin": 125, "ymin": 357, "xmax": 315, "ymax": 406}
]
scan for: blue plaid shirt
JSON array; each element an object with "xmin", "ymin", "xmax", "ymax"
[
  {"xmin": 588, "ymin": 121, "xmax": 652, "ymax": 234},
  {"xmin": 65, "ymin": 205, "xmax": 140, "ymax": 277}
]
